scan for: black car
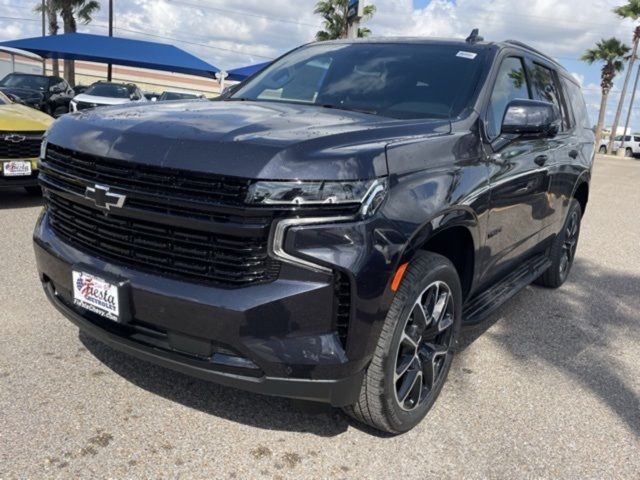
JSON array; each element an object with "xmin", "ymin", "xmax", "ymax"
[
  {"xmin": 0, "ymin": 73, "xmax": 74, "ymax": 117},
  {"xmin": 34, "ymin": 36, "xmax": 593, "ymax": 434}
]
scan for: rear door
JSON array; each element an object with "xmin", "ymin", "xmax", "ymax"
[
  {"xmin": 480, "ymin": 54, "xmax": 553, "ymax": 285},
  {"xmin": 544, "ymin": 75, "xmax": 594, "ymax": 233}
]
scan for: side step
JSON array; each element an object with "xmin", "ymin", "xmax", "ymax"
[{"xmin": 462, "ymin": 254, "xmax": 551, "ymax": 326}]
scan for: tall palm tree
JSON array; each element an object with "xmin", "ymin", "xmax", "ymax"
[
  {"xmin": 314, "ymin": 0, "xmax": 376, "ymax": 41},
  {"xmin": 582, "ymin": 38, "xmax": 630, "ymax": 149},
  {"xmin": 59, "ymin": 0, "xmax": 101, "ymax": 86},
  {"xmin": 607, "ymin": 0, "xmax": 640, "ymax": 153},
  {"xmin": 34, "ymin": 0, "xmax": 61, "ymax": 77}
]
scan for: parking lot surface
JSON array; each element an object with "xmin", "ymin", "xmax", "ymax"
[{"xmin": 1, "ymin": 155, "xmax": 639, "ymax": 479}]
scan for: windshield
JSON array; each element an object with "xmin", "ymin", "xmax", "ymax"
[
  {"xmin": 230, "ymin": 42, "xmax": 486, "ymax": 119},
  {"xmin": 0, "ymin": 74, "xmax": 49, "ymax": 91},
  {"xmin": 85, "ymin": 83, "xmax": 134, "ymax": 98}
]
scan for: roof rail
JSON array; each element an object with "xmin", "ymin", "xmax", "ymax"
[{"xmin": 503, "ymin": 40, "xmax": 564, "ymax": 68}]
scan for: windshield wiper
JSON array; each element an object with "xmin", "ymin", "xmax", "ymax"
[{"xmin": 320, "ymin": 104, "xmax": 378, "ymax": 116}]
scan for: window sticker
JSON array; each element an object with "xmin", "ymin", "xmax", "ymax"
[{"xmin": 456, "ymin": 51, "xmax": 478, "ymax": 60}]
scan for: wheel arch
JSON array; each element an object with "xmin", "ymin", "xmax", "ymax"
[
  {"xmin": 572, "ymin": 175, "xmax": 590, "ymax": 217},
  {"xmin": 398, "ymin": 207, "xmax": 479, "ymax": 300}
]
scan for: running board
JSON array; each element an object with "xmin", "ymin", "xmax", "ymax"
[{"xmin": 462, "ymin": 255, "xmax": 551, "ymax": 326}]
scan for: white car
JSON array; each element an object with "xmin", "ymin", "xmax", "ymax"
[
  {"xmin": 69, "ymin": 81, "xmax": 147, "ymax": 112},
  {"xmin": 599, "ymin": 135, "xmax": 640, "ymax": 157}
]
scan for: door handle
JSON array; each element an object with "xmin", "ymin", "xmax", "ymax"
[
  {"xmin": 534, "ymin": 155, "xmax": 548, "ymax": 167},
  {"xmin": 569, "ymin": 150, "xmax": 579, "ymax": 159}
]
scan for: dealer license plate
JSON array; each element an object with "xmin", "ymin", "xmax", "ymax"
[
  {"xmin": 72, "ymin": 271, "xmax": 120, "ymax": 321},
  {"xmin": 2, "ymin": 161, "xmax": 32, "ymax": 177}
]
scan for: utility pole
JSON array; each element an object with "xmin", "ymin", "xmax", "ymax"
[
  {"xmin": 41, "ymin": 0, "xmax": 46, "ymax": 75},
  {"xmin": 622, "ymin": 62, "xmax": 640, "ymax": 152},
  {"xmin": 346, "ymin": 0, "xmax": 364, "ymax": 39},
  {"xmin": 107, "ymin": 0, "xmax": 113, "ymax": 81}
]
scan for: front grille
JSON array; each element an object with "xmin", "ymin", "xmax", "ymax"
[
  {"xmin": 46, "ymin": 191, "xmax": 280, "ymax": 287},
  {"xmin": 43, "ymin": 144, "xmax": 251, "ymax": 206},
  {"xmin": 76, "ymin": 101, "xmax": 99, "ymax": 110},
  {"xmin": 0, "ymin": 131, "xmax": 43, "ymax": 159}
]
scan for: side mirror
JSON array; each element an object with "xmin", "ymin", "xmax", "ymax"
[
  {"xmin": 501, "ymin": 99, "xmax": 560, "ymax": 137},
  {"xmin": 50, "ymin": 85, "xmax": 63, "ymax": 94}
]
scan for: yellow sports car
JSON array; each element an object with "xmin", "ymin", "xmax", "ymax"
[{"xmin": 0, "ymin": 91, "xmax": 53, "ymax": 194}]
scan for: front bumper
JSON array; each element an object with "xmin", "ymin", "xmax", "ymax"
[{"xmin": 34, "ymin": 210, "xmax": 371, "ymax": 406}]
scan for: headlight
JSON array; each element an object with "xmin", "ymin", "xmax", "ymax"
[
  {"xmin": 246, "ymin": 178, "xmax": 385, "ymax": 207},
  {"xmin": 39, "ymin": 137, "xmax": 48, "ymax": 161},
  {"xmin": 267, "ymin": 178, "xmax": 388, "ymax": 273},
  {"xmin": 69, "ymin": 100, "xmax": 77, "ymax": 112}
]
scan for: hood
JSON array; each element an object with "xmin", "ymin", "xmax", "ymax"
[
  {"xmin": 0, "ymin": 87, "xmax": 44, "ymax": 103},
  {"xmin": 0, "ymin": 103, "xmax": 54, "ymax": 131},
  {"xmin": 47, "ymin": 100, "xmax": 451, "ymax": 180},
  {"xmin": 73, "ymin": 93, "xmax": 134, "ymax": 106}
]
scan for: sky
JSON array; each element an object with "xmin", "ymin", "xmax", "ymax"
[{"xmin": 0, "ymin": 0, "xmax": 638, "ymax": 129}]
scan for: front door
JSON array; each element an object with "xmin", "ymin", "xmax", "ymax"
[{"xmin": 480, "ymin": 55, "xmax": 552, "ymax": 285}]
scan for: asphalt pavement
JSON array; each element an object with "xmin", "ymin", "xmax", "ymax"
[{"xmin": 1, "ymin": 155, "xmax": 639, "ymax": 479}]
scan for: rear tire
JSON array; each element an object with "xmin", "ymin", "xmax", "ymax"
[
  {"xmin": 599, "ymin": 145, "xmax": 607, "ymax": 154},
  {"xmin": 535, "ymin": 199, "xmax": 582, "ymax": 288},
  {"xmin": 626, "ymin": 147, "xmax": 633, "ymax": 158},
  {"xmin": 343, "ymin": 252, "xmax": 462, "ymax": 434}
]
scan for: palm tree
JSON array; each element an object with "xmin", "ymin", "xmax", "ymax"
[
  {"xmin": 607, "ymin": 0, "xmax": 640, "ymax": 153},
  {"xmin": 59, "ymin": 0, "xmax": 101, "ymax": 86},
  {"xmin": 314, "ymin": 0, "xmax": 376, "ymax": 41},
  {"xmin": 34, "ymin": 0, "xmax": 61, "ymax": 77},
  {"xmin": 582, "ymin": 38, "xmax": 630, "ymax": 149}
]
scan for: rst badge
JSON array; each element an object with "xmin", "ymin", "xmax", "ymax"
[{"xmin": 72, "ymin": 271, "xmax": 120, "ymax": 321}]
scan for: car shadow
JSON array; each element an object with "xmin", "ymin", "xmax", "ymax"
[
  {"xmin": 80, "ymin": 258, "xmax": 639, "ymax": 438},
  {"xmin": 79, "ymin": 332, "xmax": 351, "ymax": 437},
  {"xmin": 457, "ymin": 258, "xmax": 640, "ymax": 438},
  {"xmin": 0, "ymin": 189, "xmax": 43, "ymax": 209}
]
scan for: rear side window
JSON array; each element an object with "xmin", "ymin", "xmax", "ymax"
[
  {"xmin": 530, "ymin": 63, "xmax": 571, "ymax": 131},
  {"xmin": 561, "ymin": 77, "xmax": 591, "ymax": 130},
  {"xmin": 486, "ymin": 57, "xmax": 530, "ymax": 139}
]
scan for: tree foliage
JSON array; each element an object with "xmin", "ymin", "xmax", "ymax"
[{"xmin": 314, "ymin": 0, "xmax": 376, "ymax": 41}]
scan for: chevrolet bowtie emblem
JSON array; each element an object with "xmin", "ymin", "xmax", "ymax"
[
  {"xmin": 85, "ymin": 184, "xmax": 126, "ymax": 210},
  {"xmin": 4, "ymin": 134, "xmax": 26, "ymax": 143}
]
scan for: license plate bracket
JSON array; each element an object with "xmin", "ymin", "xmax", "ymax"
[
  {"xmin": 71, "ymin": 267, "xmax": 131, "ymax": 323},
  {"xmin": 3, "ymin": 161, "xmax": 32, "ymax": 177}
]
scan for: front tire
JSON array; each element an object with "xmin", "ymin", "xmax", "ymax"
[
  {"xmin": 344, "ymin": 252, "xmax": 462, "ymax": 434},
  {"xmin": 535, "ymin": 199, "xmax": 582, "ymax": 288},
  {"xmin": 599, "ymin": 145, "xmax": 607, "ymax": 154},
  {"xmin": 626, "ymin": 147, "xmax": 633, "ymax": 158}
]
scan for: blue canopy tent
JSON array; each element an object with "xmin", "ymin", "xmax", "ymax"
[
  {"xmin": 0, "ymin": 33, "xmax": 220, "ymax": 78},
  {"xmin": 226, "ymin": 61, "xmax": 271, "ymax": 82}
]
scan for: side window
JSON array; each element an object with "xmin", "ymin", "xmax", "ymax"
[
  {"xmin": 530, "ymin": 63, "xmax": 570, "ymax": 131},
  {"xmin": 561, "ymin": 77, "xmax": 590, "ymax": 129},
  {"xmin": 486, "ymin": 57, "xmax": 530, "ymax": 139}
]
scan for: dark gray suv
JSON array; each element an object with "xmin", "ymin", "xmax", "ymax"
[{"xmin": 34, "ymin": 36, "xmax": 593, "ymax": 433}]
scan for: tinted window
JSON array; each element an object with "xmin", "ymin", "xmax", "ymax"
[
  {"xmin": 530, "ymin": 63, "xmax": 569, "ymax": 130},
  {"xmin": 0, "ymin": 73, "xmax": 49, "ymax": 91},
  {"xmin": 634, "ymin": 136, "xmax": 640, "ymax": 142},
  {"xmin": 231, "ymin": 43, "xmax": 487, "ymax": 120},
  {"xmin": 0, "ymin": 92, "xmax": 8, "ymax": 105},
  {"xmin": 486, "ymin": 57, "xmax": 530, "ymax": 139},
  {"xmin": 561, "ymin": 77, "xmax": 590, "ymax": 129},
  {"xmin": 85, "ymin": 83, "xmax": 135, "ymax": 98}
]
